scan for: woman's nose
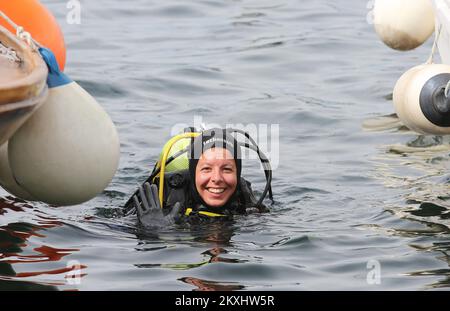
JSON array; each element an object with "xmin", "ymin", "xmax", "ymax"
[{"xmin": 210, "ymin": 168, "xmax": 223, "ymax": 182}]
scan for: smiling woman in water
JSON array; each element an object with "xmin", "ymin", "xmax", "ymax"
[{"xmin": 124, "ymin": 127, "xmax": 273, "ymax": 227}]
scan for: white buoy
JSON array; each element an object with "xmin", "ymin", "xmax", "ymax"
[
  {"xmin": 393, "ymin": 63, "xmax": 450, "ymax": 135},
  {"xmin": 373, "ymin": 0, "xmax": 435, "ymax": 51},
  {"xmin": 7, "ymin": 48, "xmax": 120, "ymax": 206},
  {"xmin": 0, "ymin": 142, "xmax": 35, "ymax": 200},
  {"xmin": 393, "ymin": 64, "xmax": 425, "ymax": 124}
]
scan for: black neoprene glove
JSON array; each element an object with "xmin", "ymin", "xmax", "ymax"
[{"xmin": 133, "ymin": 182, "xmax": 181, "ymax": 228}]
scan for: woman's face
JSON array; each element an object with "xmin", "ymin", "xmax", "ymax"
[{"xmin": 195, "ymin": 148, "xmax": 238, "ymax": 208}]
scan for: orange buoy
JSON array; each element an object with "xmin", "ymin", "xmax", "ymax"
[{"xmin": 0, "ymin": 0, "xmax": 66, "ymax": 70}]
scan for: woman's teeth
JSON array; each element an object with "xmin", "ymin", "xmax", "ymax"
[{"xmin": 207, "ymin": 188, "xmax": 225, "ymax": 194}]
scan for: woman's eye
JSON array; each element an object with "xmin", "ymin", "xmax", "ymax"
[{"xmin": 201, "ymin": 167, "xmax": 211, "ymax": 172}]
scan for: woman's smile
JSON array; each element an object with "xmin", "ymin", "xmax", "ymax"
[{"xmin": 195, "ymin": 148, "xmax": 238, "ymax": 207}]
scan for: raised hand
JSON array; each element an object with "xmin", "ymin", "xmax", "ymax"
[{"xmin": 133, "ymin": 182, "xmax": 182, "ymax": 229}]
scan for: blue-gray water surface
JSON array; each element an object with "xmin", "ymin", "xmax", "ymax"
[{"xmin": 1, "ymin": 0, "xmax": 450, "ymax": 290}]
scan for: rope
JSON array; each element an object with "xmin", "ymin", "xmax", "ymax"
[
  {"xmin": 425, "ymin": 24, "xmax": 450, "ymax": 98},
  {"xmin": 0, "ymin": 10, "xmax": 20, "ymax": 30},
  {"xmin": 436, "ymin": 23, "xmax": 450, "ymax": 97},
  {"xmin": 427, "ymin": 23, "xmax": 442, "ymax": 65},
  {"xmin": 0, "ymin": 10, "xmax": 41, "ymax": 50}
]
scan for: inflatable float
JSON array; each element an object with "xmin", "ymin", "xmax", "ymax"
[
  {"xmin": 0, "ymin": 0, "xmax": 66, "ymax": 70},
  {"xmin": 0, "ymin": 2, "xmax": 120, "ymax": 206},
  {"xmin": 373, "ymin": 0, "xmax": 450, "ymax": 135}
]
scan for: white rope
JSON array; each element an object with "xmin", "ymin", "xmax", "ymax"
[
  {"xmin": 16, "ymin": 26, "xmax": 34, "ymax": 48},
  {"xmin": 0, "ymin": 10, "xmax": 41, "ymax": 50},
  {"xmin": 424, "ymin": 24, "xmax": 450, "ymax": 98},
  {"xmin": 426, "ymin": 24, "xmax": 442, "ymax": 65},
  {"xmin": 0, "ymin": 10, "xmax": 19, "ymax": 30}
]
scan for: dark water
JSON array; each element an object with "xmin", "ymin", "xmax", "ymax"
[{"xmin": 1, "ymin": 0, "xmax": 450, "ymax": 290}]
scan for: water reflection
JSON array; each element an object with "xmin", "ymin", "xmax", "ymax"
[
  {"xmin": 408, "ymin": 202, "xmax": 450, "ymax": 220},
  {"xmin": 179, "ymin": 276, "xmax": 245, "ymax": 291},
  {"xmin": 182, "ymin": 221, "xmax": 247, "ymax": 290},
  {"xmin": 0, "ymin": 198, "xmax": 86, "ymax": 290},
  {"xmin": 409, "ymin": 241, "xmax": 450, "ymax": 289},
  {"xmin": 134, "ymin": 219, "xmax": 247, "ymax": 290},
  {"xmin": 369, "ymin": 124, "xmax": 450, "ymax": 288},
  {"xmin": 371, "ymin": 129, "xmax": 450, "ymax": 227},
  {"xmin": 362, "ymin": 113, "xmax": 406, "ymax": 132}
]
